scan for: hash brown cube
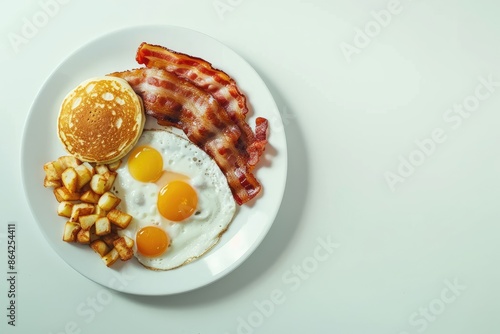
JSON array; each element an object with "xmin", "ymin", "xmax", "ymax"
[
  {"xmin": 76, "ymin": 228, "xmax": 91, "ymax": 244},
  {"xmin": 74, "ymin": 164, "xmax": 94, "ymax": 189},
  {"xmin": 90, "ymin": 239, "xmax": 110, "ymax": 257},
  {"xmin": 95, "ymin": 217, "xmax": 111, "ymax": 236},
  {"xmin": 58, "ymin": 156, "xmax": 82, "ymax": 169},
  {"xmin": 102, "ymin": 248, "xmax": 119, "ymax": 267},
  {"xmin": 44, "ymin": 176, "xmax": 62, "ymax": 188},
  {"xmin": 43, "ymin": 160, "xmax": 64, "ymax": 181},
  {"xmin": 80, "ymin": 189, "xmax": 101, "ymax": 204},
  {"xmin": 78, "ymin": 214, "xmax": 99, "ymax": 230},
  {"xmin": 54, "ymin": 187, "xmax": 81, "ymax": 202},
  {"xmin": 62, "ymin": 221, "xmax": 81, "ymax": 242},
  {"xmin": 70, "ymin": 203, "xmax": 95, "ymax": 222},
  {"xmin": 61, "ymin": 167, "xmax": 78, "ymax": 193},
  {"xmin": 90, "ymin": 174, "xmax": 107, "ymax": 195},
  {"xmin": 101, "ymin": 233, "xmax": 120, "ymax": 248},
  {"xmin": 98, "ymin": 191, "xmax": 121, "ymax": 211},
  {"xmin": 103, "ymin": 171, "xmax": 117, "ymax": 192},
  {"xmin": 113, "ymin": 237, "xmax": 134, "ymax": 261},
  {"xmin": 95, "ymin": 164, "xmax": 109, "ymax": 175},
  {"xmin": 107, "ymin": 160, "xmax": 121, "ymax": 172},
  {"xmin": 57, "ymin": 201, "xmax": 74, "ymax": 218},
  {"xmin": 107, "ymin": 209, "xmax": 132, "ymax": 229}
]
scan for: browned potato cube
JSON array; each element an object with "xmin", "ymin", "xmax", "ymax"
[
  {"xmin": 57, "ymin": 201, "xmax": 74, "ymax": 218},
  {"xmin": 90, "ymin": 174, "xmax": 107, "ymax": 195},
  {"xmin": 95, "ymin": 164, "xmax": 109, "ymax": 175},
  {"xmin": 44, "ymin": 176, "xmax": 62, "ymax": 188},
  {"xmin": 70, "ymin": 203, "xmax": 95, "ymax": 222},
  {"xmin": 79, "ymin": 214, "xmax": 99, "ymax": 230},
  {"xmin": 102, "ymin": 248, "xmax": 119, "ymax": 267},
  {"xmin": 62, "ymin": 221, "xmax": 81, "ymax": 242},
  {"xmin": 103, "ymin": 171, "xmax": 117, "ymax": 191},
  {"xmin": 61, "ymin": 167, "xmax": 78, "ymax": 193},
  {"xmin": 90, "ymin": 239, "xmax": 110, "ymax": 257},
  {"xmin": 107, "ymin": 160, "xmax": 121, "ymax": 172},
  {"xmin": 95, "ymin": 217, "xmax": 111, "ymax": 236},
  {"xmin": 80, "ymin": 189, "xmax": 100, "ymax": 204},
  {"xmin": 43, "ymin": 160, "xmax": 65, "ymax": 181},
  {"xmin": 107, "ymin": 209, "xmax": 132, "ymax": 229},
  {"xmin": 113, "ymin": 237, "xmax": 134, "ymax": 261},
  {"xmin": 53, "ymin": 187, "xmax": 81, "ymax": 202},
  {"xmin": 101, "ymin": 233, "xmax": 120, "ymax": 248},
  {"xmin": 94, "ymin": 205, "xmax": 107, "ymax": 217},
  {"xmin": 58, "ymin": 156, "xmax": 82, "ymax": 169},
  {"xmin": 98, "ymin": 191, "xmax": 121, "ymax": 211},
  {"xmin": 74, "ymin": 163, "xmax": 94, "ymax": 189},
  {"xmin": 76, "ymin": 229, "xmax": 91, "ymax": 244},
  {"xmin": 124, "ymin": 235, "xmax": 134, "ymax": 248},
  {"xmin": 88, "ymin": 226, "xmax": 100, "ymax": 242}
]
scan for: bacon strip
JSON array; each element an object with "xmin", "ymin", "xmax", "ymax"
[
  {"xmin": 109, "ymin": 68, "xmax": 261, "ymax": 205},
  {"xmin": 136, "ymin": 43, "xmax": 268, "ymax": 168}
]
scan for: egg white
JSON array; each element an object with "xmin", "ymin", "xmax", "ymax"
[{"xmin": 113, "ymin": 129, "xmax": 236, "ymax": 270}]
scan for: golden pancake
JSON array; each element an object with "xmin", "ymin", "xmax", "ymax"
[{"xmin": 57, "ymin": 76, "xmax": 144, "ymax": 164}]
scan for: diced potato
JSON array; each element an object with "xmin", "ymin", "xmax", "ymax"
[
  {"xmin": 101, "ymin": 233, "xmax": 119, "ymax": 248},
  {"xmin": 94, "ymin": 205, "xmax": 107, "ymax": 217},
  {"xmin": 80, "ymin": 189, "xmax": 100, "ymax": 204},
  {"xmin": 107, "ymin": 209, "xmax": 132, "ymax": 229},
  {"xmin": 58, "ymin": 156, "xmax": 82, "ymax": 169},
  {"xmin": 61, "ymin": 167, "xmax": 78, "ymax": 193},
  {"xmin": 113, "ymin": 237, "xmax": 134, "ymax": 261},
  {"xmin": 79, "ymin": 214, "xmax": 99, "ymax": 230},
  {"xmin": 76, "ymin": 229, "xmax": 91, "ymax": 244},
  {"xmin": 45, "ymin": 155, "xmax": 137, "ymax": 266},
  {"xmin": 74, "ymin": 164, "xmax": 94, "ymax": 189},
  {"xmin": 57, "ymin": 201, "xmax": 74, "ymax": 218},
  {"xmin": 44, "ymin": 176, "xmax": 62, "ymax": 188},
  {"xmin": 62, "ymin": 221, "xmax": 81, "ymax": 242},
  {"xmin": 95, "ymin": 164, "xmax": 109, "ymax": 175},
  {"xmin": 90, "ymin": 174, "xmax": 107, "ymax": 195},
  {"xmin": 82, "ymin": 162, "xmax": 95, "ymax": 173},
  {"xmin": 103, "ymin": 171, "xmax": 117, "ymax": 191},
  {"xmin": 90, "ymin": 239, "xmax": 110, "ymax": 257},
  {"xmin": 123, "ymin": 235, "xmax": 134, "ymax": 248},
  {"xmin": 43, "ymin": 160, "xmax": 65, "ymax": 181},
  {"xmin": 54, "ymin": 187, "xmax": 81, "ymax": 202},
  {"xmin": 98, "ymin": 191, "xmax": 121, "ymax": 211},
  {"xmin": 95, "ymin": 217, "xmax": 111, "ymax": 236},
  {"xmin": 102, "ymin": 248, "xmax": 119, "ymax": 267},
  {"xmin": 70, "ymin": 203, "xmax": 95, "ymax": 222},
  {"xmin": 107, "ymin": 160, "xmax": 121, "ymax": 172},
  {"xmin": 88, "ymin": 227, "xmax": 99, "ymax": 242}
]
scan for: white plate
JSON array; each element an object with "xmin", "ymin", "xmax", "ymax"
[{"xmin": 21, "ymin": 25, "xmax": 287, "ymax": 295}]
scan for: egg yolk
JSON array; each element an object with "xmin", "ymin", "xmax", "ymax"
[
  {"xmin": 136, "ymin": 226, "xmax": 170, "ymax": 257},
  {"xmin": 128, "ymin": 146, "xmax": 163, "ymax": 182},
  {"xmin": 157, "ymin": 180, "xmax": 198, "ymax": 222}
]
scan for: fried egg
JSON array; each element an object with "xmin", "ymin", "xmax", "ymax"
[{"xmin": 113, "ymin": 129, "xmax": 236, "ymax": 270}]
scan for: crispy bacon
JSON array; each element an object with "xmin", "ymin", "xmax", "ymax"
[
  {"xmin": 110, "ymin": 68, "xmax": 262, "ymax": 205},
  {"xmin": 136, "ymin": 43, "xmax": 268, "ymax": 168}
]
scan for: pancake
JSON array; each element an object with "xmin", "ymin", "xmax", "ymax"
[{"xmin": 57, "ymin": 76, "xmax": 145, "ymax": 164}]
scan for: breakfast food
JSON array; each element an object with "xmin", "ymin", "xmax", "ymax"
[
  {"xmin": 135, "ymin": 42, "xmax": 268, "ymax": 168},
  {"xmin": 57, "ymin": 76, "xmax": 145, "ymax": 164},
  {"xmin": 43, "ymin": 156, "xmax": 135, "ymax": 267},
  {"xmin": 113, "ymin": 129, "xmax": 236, "ymax": 270},
  {"xmin": 111, "ymin": 66, "xmax": 265, "ymax": 205},
  {"xmin": 43, "ymin": 41, "xmax": 269, "ymax": 270}
]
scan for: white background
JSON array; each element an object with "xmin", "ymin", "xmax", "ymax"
[{"xmin": 1, "ymin": 0, "xmax": 500, "ymax": 333}]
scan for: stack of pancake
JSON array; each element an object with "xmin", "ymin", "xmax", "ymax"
[{"xmin": 57, "ymin": 76, "xmax": 144, "ymax": 164}]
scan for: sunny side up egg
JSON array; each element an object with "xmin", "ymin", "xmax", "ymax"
[{"xmin": 113, "ymin": 129, "xmax": 236, "ymax": 270}]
